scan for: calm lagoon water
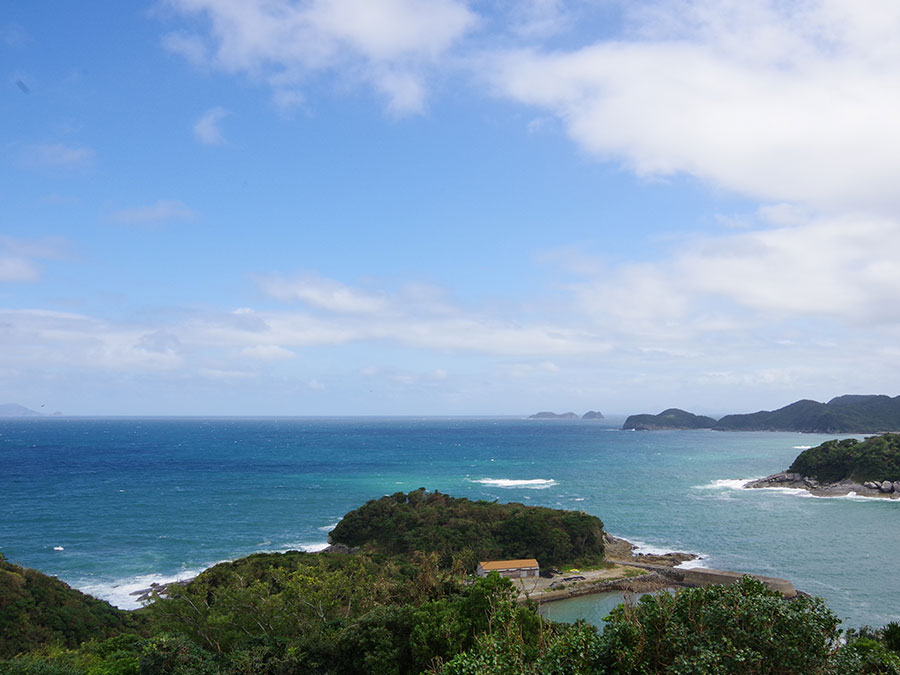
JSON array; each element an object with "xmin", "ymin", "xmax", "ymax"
[{"xmin": 1, "ymin": 417, "xmax": 896, "ymax": 628}]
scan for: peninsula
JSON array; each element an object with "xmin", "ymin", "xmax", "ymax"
[
  {"xmin": 623, "ymin": 393, "xmax": 900, "ymax": 433},
  {"xmin": 744, "ymin": 433, "xmax": 900, "ymax": 498}
]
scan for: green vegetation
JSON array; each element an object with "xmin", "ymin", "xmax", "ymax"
[
  {"xmin": 3, "ymin": 491, "xmax": 900, "ymax": 673},
  {"xmin": 625, "ymin": 394, "xmax": 900, "ymax": 433},
  {"xmin": 329, "ymin": 488, "xmax": 605, "ymax": 569},
  {"xmin": 789, "ymin": 433, "xmax": 900, "ymax": 483},
  {"xmin": 622, "ymin": 409, "xmax": 717, "ymax": 431},
  {"xmin": 0, "ymin": 553, "xmax": 146, "ymax": 660}
]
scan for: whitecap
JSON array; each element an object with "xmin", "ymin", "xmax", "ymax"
[
  {"xmin": 53, "ymin": 546, "xmax": 64, "ymax": 551},
  {"xmin": 793, "ymin": 445, "xmax": 812, "ymax": 450},
  {"xmin": 281, "ymin": 542, "xmax": 330, "ymax": 553},
  {"xmin": 468, "ymin": 478, "xmax": 557, "ymax": 489},
  {"xmin": 693, "ymin": 478, "xmax": 760, "ymax": 490},
  {"xmin": 318, "ymin": 521, "xmax": 339, "ymax": 532},
  {"xmin": 624, "ymin": 536, "xmax": 708, "ymax": 568},
  {"xmin": 77, "ymin": 569, "xmax": 205, "ymax": 611}
]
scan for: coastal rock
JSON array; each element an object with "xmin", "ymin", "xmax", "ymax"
[
  {"xmin": 582, "ymin": 411, "xmax": 605, "ymax": 420},
  {"xmin": 743, "ymin": 472, "xmax": 805, "ymax": 489},
  {"xmin": 894, "ymin": 482, "xmax": 900, "ymax": 492},
  {"xmin": 880, "ymin": 480, "xmax": 894, "ymax": 493},
  {"xmin": 865, "ymin": 481, "xmax": 879, "ymax": 489}
]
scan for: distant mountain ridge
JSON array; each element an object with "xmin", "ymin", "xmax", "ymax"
[
  {"xmin": 624, "ymin": 395, "xmax": 900, "ymax": 433},
  {"xmin": 0, "ymin": 403, "xmax": 42, "ymax": 417}
]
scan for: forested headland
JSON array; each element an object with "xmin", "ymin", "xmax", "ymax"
[{"xmin": 2, "ymin": 489, "xmax": 900, "ymax": 674}]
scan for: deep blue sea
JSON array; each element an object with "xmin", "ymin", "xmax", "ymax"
[{"xmin": 1, "ymin": 417, "xmax": 897, "ymax": 629}]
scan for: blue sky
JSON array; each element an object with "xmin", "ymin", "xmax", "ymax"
[{"xmin": 4, "ymin": 1, "xmax": 900, "ymax": 416}]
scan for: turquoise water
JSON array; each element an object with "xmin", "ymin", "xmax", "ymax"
[{"xmin": 1, "ymin": 417, "xmax": 897, "ymax": 628}]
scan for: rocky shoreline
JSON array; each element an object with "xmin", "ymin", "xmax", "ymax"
[{"xmin": 744, "ymin": 471, "xmax": 900, "ymax": 499}]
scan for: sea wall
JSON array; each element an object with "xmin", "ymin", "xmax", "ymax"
[{"xmin": 618, "ymin": 562, "xmax": 796, "ymax": 598}]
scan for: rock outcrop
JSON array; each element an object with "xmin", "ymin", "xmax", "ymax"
[{"xmin": 744, "ymin": 471, "xmax": 900, "ymax": 499}]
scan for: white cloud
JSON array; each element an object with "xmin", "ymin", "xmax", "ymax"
[
  {"xmin": 261, "ymin": 275, "xmax": 388, "ymax": 314},
  {"xmin": 569, "ymin": 213, "xmax": 900, "ymax": 336},
  {"xmin": 0, "ymin": 309, "xmax": 183, "ymax": 370},
  {"xmin": 487, "ymin": 0, "xmax": 900, "ymax": 213},
  {"xmin": 0, "ymin": 237, "xmax": 69, "ymax": 283},
  {"xmin": 21, "ymin": 143, "xmax": 94, "ymax": 168},
  {"xmin": 241, "ymin": 344, "xmax": 296, "ymax": 360},
  {"xmin": 0, "ymin": 257, "xmax": 38, "ymax": 282},
  {"xmin": 193, "ymin": 106, "xmax": 229, "ymax": 145},
  {"xmin": 162, "ymin": 0, "xmax": 477, "ymax": 113},
  {"xmin": 109, "ymin": 200, "xmax": 198, "ymax": 225}
]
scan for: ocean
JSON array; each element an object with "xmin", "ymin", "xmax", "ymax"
[{"xmin": 1, "ymin": 417, "xmax": 897, "ymax": 629}]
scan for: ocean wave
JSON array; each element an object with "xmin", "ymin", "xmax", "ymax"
[
  {"xmin": 625, "ymin": 536, "xmax": 708, "ymax": 567},
  {"xmin": 280, "ymin": 542, "xmax": 330, "ymax": 553},
  {"xmin": 318, "ymin": 522, "xmax": 339, "ymax": 532},
  {"xmin": 77, "ymin": 568, "xmax": 207, "ymax": 611},
  {"xmin": 793, "ymin": 445, "xmax": 812, "ymax": 450},
  {"xmin": 693, "ymin": 478, "xmax": 759, "ymax": 490},
  {"xmin": 468, "ymin": 478, "xmax": 557, "ymax": 489}
]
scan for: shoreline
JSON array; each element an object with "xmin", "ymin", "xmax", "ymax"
[
  {"xmin": 744, "ymin": 472, "xmax": 900, "ymax": 499},
  {"xmin": 129, "ymin": 533, "xmax": 797, "ymax": 609},
  {"xmin": 513, "ymin": 533, "xmax": 796, "ymax": 605}
]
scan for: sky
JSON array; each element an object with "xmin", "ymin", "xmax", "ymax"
[{"xmin": 3, "ymin": 0, "xmax": 900, "ymax": 417}]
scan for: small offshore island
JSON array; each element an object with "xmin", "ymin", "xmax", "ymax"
[
  {"xmin": 3, "ymin": 489, "xmax": 900, "ymax": 672},
  {"xmin": 745, "ymin": 433, "xmax": 900, "ymax": 498}
]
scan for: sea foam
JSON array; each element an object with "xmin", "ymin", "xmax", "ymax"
[
  {"xmin": 693, "ymin": 478, "xmax": 759, "ymax": 490},
  {"xmin": 78, "ymin": 569, "xmax": 208, "ymax": 611},
  {"xmin": 468, "ymin": 478, "xmax": 557, "ymax": 489}
]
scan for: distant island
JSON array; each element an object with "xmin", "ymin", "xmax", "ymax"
[
  {"xmin": 623, "ymin": 408, "xmax": 717, "ymax": 431},
  {"xmin": 0, "ymin": 403, "xmax": 42, "ymax": 417},
  {"xmin": 529, "ymin": 410, "xmax": 604, "ymax": 420},
  {"xmin": 623, "ymin": 394, "xmax": 900, "ymax": 433},
  {"xmin": 745, "ymin": 433, "xmax": 900, "ymax": 498}
]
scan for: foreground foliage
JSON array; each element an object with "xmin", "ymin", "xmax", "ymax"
[
  {"xmin": 4, "ymin": 491, "xmax": 900, "ymax": 674},
  {"xmin": 0, "ymin": 554, "xmax": 146, "ymax": 660},
  {"xmin": 789, "ymin": 433, "xmax": 900, "ymax": 483}
]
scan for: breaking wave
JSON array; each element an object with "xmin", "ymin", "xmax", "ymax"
[{"xmin": 468, "ymin": 478, "xmax": 557, "ymax": 489}]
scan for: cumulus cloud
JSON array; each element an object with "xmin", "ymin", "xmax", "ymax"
[
  {"xmin": 108, "ymin": 200, "xmax": 198, "ymax": 225},
  {"xmin": 568, "ymin": 213, "xmax": 900, "ymax": 337},
  {"xmin": 487, "ymin": 0, "xmax": 900, "ymax": 213},
  {"xmin": 162, "ymin": 0, "xmax": 477, "ymax": 113},
  {"xmin": 193, "ymin": 106, "xmax": 229, "ymax": 144}
]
